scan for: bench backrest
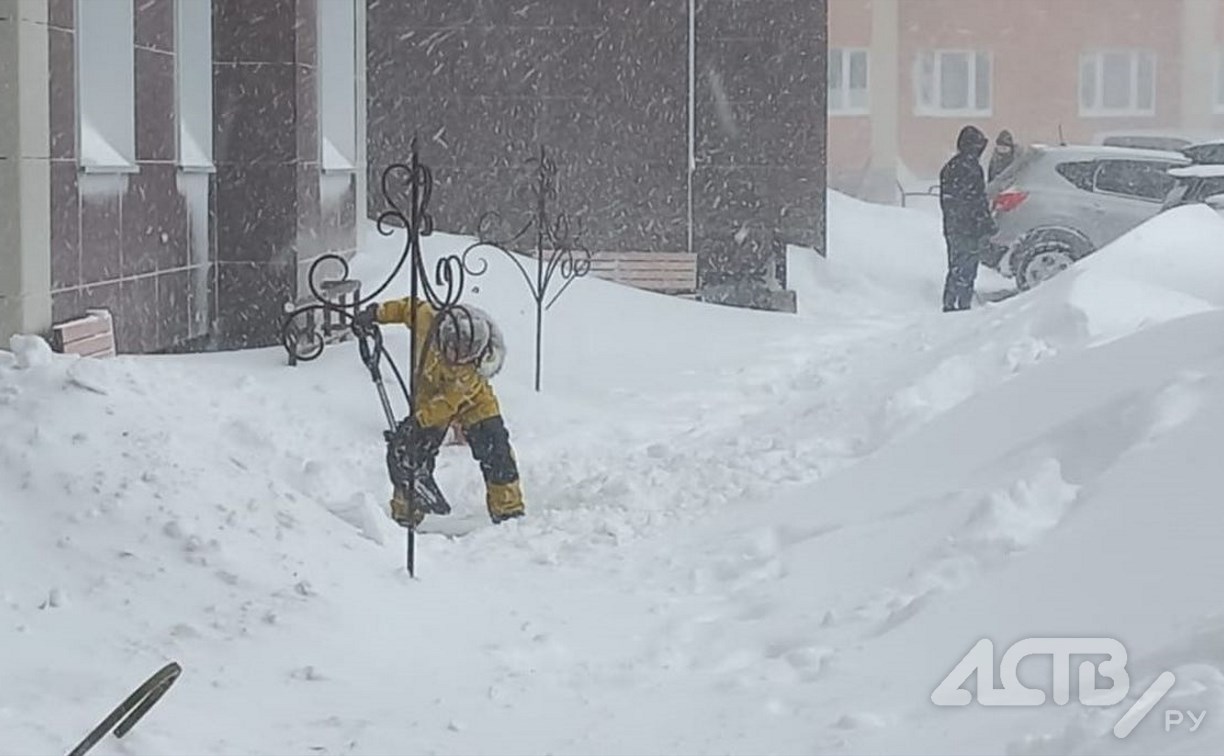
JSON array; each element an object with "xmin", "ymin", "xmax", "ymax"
[
  {"xmin": 586, "ymin": 252, "xmax": 697, "ymax": 293},
  {"xmin": 51, "ymin": 309, "xmax": 116, "ymax": 358}
]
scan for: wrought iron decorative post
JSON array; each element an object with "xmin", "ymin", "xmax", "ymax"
[
  {"xmin": 462, "ymin": 146, "xmax": 591, "ymax": 392},
  {"xmin": 280, "ymin": 137, "xmax": 478, "ymax": 576}
]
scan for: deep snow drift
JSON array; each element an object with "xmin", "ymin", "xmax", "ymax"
[{"xmin": 3, "ymin": 198, "xmax": 1224, "ymax": 755}]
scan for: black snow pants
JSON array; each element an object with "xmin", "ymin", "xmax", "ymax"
[{"xmin": 942, "ymin": 235, "xmax": 981, "ymax": 312}]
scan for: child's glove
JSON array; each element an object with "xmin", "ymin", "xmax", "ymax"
[{"xmin": 352, "ymin": 303, "xmax": 378, "ymax": 330}]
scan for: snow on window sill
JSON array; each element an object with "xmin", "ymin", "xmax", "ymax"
[
  {"xmin": 178, "ymin": 162, "xmax": 216, "ymax": 175},
  {"xmin": 80, "ymin": 161, "xmax": 139, "ymax": 175},
  {"xmin": 321, "ymin": 136, "xmax": 357, "ymax": 174},
  {"xmin": 178, "ymin": 130, "xmax": 215, "ymax": 174},
  {"xmin": 79, "ymin": 117, "xmax": 137, "ymax": 174},
  {"xmin": 1079, "ymin": 108, "xmax": 1157, "ymax": 119},
  {"xmin": 321, "ymin": 162, "xmax": 358, "ymax": 175},
  {"xmin": 914, "ymin": 107, "xmax": 993, "ymax": 119}
]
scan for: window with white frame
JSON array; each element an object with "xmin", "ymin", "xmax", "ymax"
[
  {"xmin": 1079, "ymin": 51, "xmax": 1156, "ymax": 117},
  {"xmin": 76, "ymin": 0, "xmax": 135, "ymax": 171},
  {"xmin": 176, "ymin": 0, "xmax": 213, "ymax": 170},
  {"xmin": 318, "ymin": 0, "xmax": 357, "ymax": 172},
  {"xmin": 829, "ymin": 48, "xmax": 869, "ymax": 115},
  {"xmin": 914, "ymin": 50, "xmax": 992, "ymax": 116}
]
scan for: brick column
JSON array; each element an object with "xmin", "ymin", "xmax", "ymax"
[
  {"xmin": 0, "ymin": 0, "xmax": 53, "ymax": 345},
  {"xmin": 211, "ymin": 0, "xmax": 311, "ymax": 348},
  {"xmin": 864, "ymin": 0, "xmax": 899, "ymax": 204},
  {"xmin": 1181, "ymin": 0, "xmax": 1220, "ymax": 130},
  {"xmin": 692, "ymin": 0, "xmax": 825, "ymax": 311}
]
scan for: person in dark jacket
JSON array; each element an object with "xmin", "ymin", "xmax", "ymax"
[
  {"xmin": 988, "ymin": 129, "xmax": 1018, "ymax": 183},
  {"xmin": 939, "ymin": 125, "xmax": 997, "ymax": 312}
]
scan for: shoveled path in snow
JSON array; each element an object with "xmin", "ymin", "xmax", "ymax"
[
  {"xmin": 2, "ymin": 291, "xmax": 946, "ymax": 755},
  {"xmin": 183, "ymin": 304, "xmax": 984, "ymax": 756}
]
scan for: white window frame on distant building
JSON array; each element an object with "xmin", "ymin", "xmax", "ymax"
[
  {"xmin": 1079, "ymin": 50, "xmax": 1157, "ymax": 118},
  {"xmin": 914, "ymin": 50, "xmax": 992, "ymax": 118},
  {"xmin": 318, "ymin": 0, "xmax": 358, "ymax": 173},
  {"xmin": 176, "ymin": 0, "xmax": 214, "ymax": 172},
  {"xmin": 76, "ymin": 0, "xmax": 137, "ymax": 172},
  {"xmin": 829, "ymin": 48, "xmax": 870, "ymax": 116}
]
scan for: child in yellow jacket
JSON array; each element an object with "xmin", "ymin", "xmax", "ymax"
[{"xmin": 357, "ymin": 297, "xmax": 525, "ymax": 527}]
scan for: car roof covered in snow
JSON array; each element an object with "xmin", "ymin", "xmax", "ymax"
[
  {"xmin": 1182, "ymin": 140, "xmax": 1224, "ymax": 165},
  {"xmin": 1091, "ymin": 128, "xmax": 1222, "ymax": 144},
  {"xmin": 1169, "ymin": 164, "xmax": 1224, "ymax": 178},
  {"xmin": 1028, "ymin": 143, "xmax": 1191, "ymax": 163}
]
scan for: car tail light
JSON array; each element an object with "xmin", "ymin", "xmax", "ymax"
[{"xmin": 993, "ymin": 189, "xmax": 1029, "ymax": 213}]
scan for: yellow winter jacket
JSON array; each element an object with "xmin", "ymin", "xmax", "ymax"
[{"xmin": 376, "ymin": 297, "xmax": 501, "ymax": 429}]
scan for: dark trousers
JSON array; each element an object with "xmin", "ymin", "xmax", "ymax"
[{"xmin": 942, "ymin": 236, "xmax": 981, "ymax": 312}]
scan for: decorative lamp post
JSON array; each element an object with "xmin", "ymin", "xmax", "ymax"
[{"xmin": 461, "ymin": 146, "xmax": 591, "ymax": 392}]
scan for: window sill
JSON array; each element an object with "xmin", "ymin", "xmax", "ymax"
[
  {"xmin": 321, "ymin": 162, "xmax": 358, "ymax": 175},
  {"xmin": 178, "ymin": 163, "xmax": 216, "ymax": 175},
  {"xmin": 915, "ymin": 109, "xmax": 993, "ymax": 119},
  {"xmin": 80, "ymin": 162, "xmax": 139, "ymax": 175},
  {"xmin": 1079, "ymin": 109, "xmax": 1157, "ymax": 119}
]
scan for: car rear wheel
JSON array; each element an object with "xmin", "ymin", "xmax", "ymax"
[{"xmin": 1015, "ymin": 239, "xmax": 1084, "ymax": 290}]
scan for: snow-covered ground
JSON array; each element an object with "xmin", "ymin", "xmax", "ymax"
[{"xmin": 3, "ymin": 196, "xmax": 1224, "ymax": 755}]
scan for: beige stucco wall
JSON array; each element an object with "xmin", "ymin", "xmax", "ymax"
[
  {"xmin": 0, "ymin": 0, "xmax": 52, "ymax": 346},
  {"xmin": 1182, "ymin": 0, "xmax": 1221, "ymax": 128}
]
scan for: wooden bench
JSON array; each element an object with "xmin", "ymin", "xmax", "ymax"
[
  {"xmin": 563, "ymin": 251, "xmax": 698, "ymax": 296},
  {"xmin": 524, "ymin": 250, "xmax": 698, "ymax": 295},
  {"xmin": 50, "ymin": 310, "xmax": 116, "ymax": 358},
  {"xmin": 521, "ymin": 250, "xmax": 698, "ymax": 295}
]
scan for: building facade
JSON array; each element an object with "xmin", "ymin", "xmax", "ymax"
[
  {"xmin": 1, "ymin": 0, "xmax": 365, "ymax": 352},
  {"xmin": 368, "ymin": 0, "xmax": 828, "ymax": 310},
  {"xmin": 4, "ymin": 0, "xmax": 828, "ymax": 350},
  {"xmin": 829, "ymin": 0, "xmax": 1224, "ymax": 200}
]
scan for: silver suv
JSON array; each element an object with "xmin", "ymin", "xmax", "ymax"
[{"xmin": 984, "ymin": 145, "xmax": 1190, "ymax": 289}]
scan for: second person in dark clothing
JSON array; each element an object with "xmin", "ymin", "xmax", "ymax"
[
  {"xmin": 988, "ymin": 129, "xmax": 1018, "ymax": 183},
  {"xmin": 939, "ymin": 125, "xmax": 996, "ymax": 312}
]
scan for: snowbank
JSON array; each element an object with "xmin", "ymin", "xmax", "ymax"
[
  {"xmin": 3, "ymin": 195, "xmax": 1224, "ymax": 755},
  {"xmin": 788, "ymin": 191, "xmax": 946, "ymax": 316},
  {"xmin": 996, "ymin": 204, "xmax": 1224, "ymax": 348},
  {"xmin": 787, "ymin": 191, "xmax": 1014, "ymax": 319},
  {"xmin": 1074, "ymin": 204, "xmax": 1224, "ymax": 308}
]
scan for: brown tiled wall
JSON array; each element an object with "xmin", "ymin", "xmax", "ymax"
[
  {"xmin": 367, "ymin": 0, "xmax": 826, "ymax": 298},
  {"xmin": 694, "ymin": 0, "xmax": 828, "ymax": 287},
  {"xmin": 48, "ymin": 0, "xmax": 210, "ymax": 354},
  {"xmin": 211, "ymin": 0, "xmax": 356, "ymax": 349},
  {"xmin": 48, "ymin": 0, "xmax": 357, "ymax": 354},
  {"xmin": 368, "ymin": 1, "xmax": 691, "ymax": 254}
]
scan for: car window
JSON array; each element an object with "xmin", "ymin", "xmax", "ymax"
[
  {"xmin": 1162, "ymin": 180, "xmax": 1191, "ymax": 210},
  {"xmin": 1190, "ymin": 177, "xmax": 1224, "ymax": 202},
  {"xmin": 1093, "ymin": 160, "xmax": 1178, "ymax": 201},
  {"xmin": 1181, "ymin": 142, "xmax": 1224, "ymax": 165},
  {"xmin": 1055, "ymin": 161, "xmax": 1097, "ymax": 192}
]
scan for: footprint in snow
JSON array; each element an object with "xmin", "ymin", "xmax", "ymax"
[
  {"xmin": 290, "ymin": 665, "xmax": 325, "ymax": 682},
  {"xmin": 832, "ymin": 711, "xmax": 889, "ymax": 730}
]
